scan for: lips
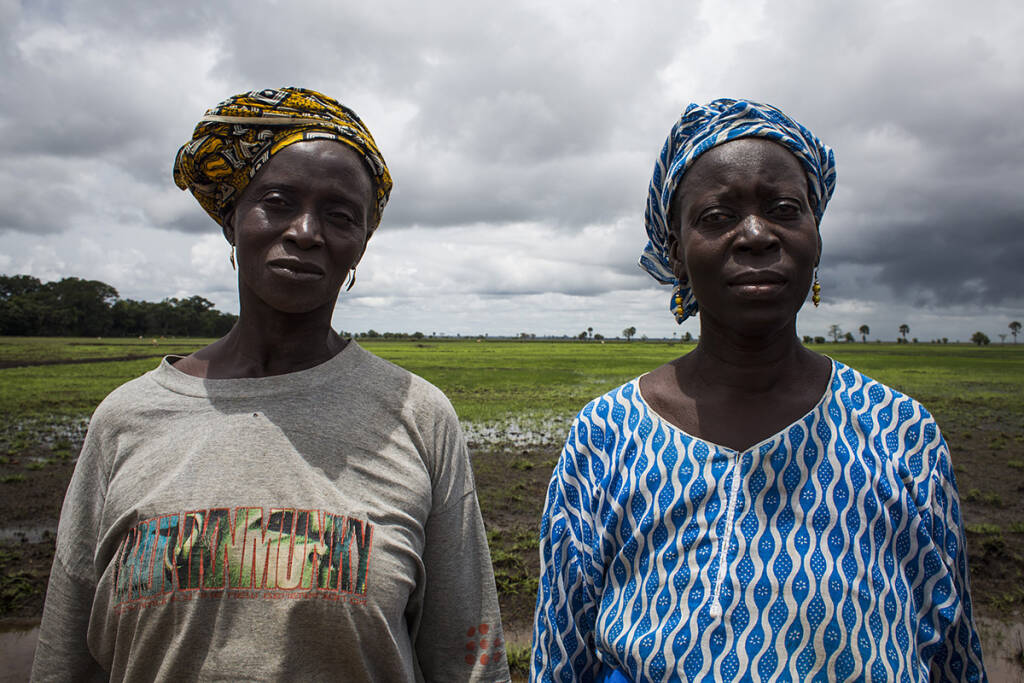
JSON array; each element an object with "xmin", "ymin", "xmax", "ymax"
[
  {"xmin": 727, "ymin": 270, "xmax": 787, "ymax": 297},
  {"xmin": 267, "ymin": 258, "xmax": 325, "ymax": 281},
  {"xmin": 728, "ymin": 270, "xmax": 786, "ymax": 286}
]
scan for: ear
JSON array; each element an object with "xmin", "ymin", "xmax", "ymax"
[
  {"xmin": 352, "ymin": 226, "xmax": 373, "ymax": 268},
  {"xmin": 221, "ymin": 212, "xmax": 235, "ymax": 246},
  {"xmin": 667, "ymin": 231, "xmax": 687, "ymax": 283}
]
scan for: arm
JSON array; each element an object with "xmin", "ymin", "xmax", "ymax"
[
  {"xmin": 31, "ymin": 422, "xmax": 110, "ymax": 681},
  {"xmin": 416, "ymin": 492, "xmax": 510, "ymax": 682},
  {"xmin": 531, "ymin": 417, "xmax": 603, "ymax": 683},
  {"xmin": 412, "ymin": 396, "xmax": 510, "ymax": 682},
  {"xmin": 917, "ymin": 428, "xmax": 986, "ymax": 681}
]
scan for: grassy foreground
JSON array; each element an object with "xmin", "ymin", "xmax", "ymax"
[{"xmin": 2, "ymin": 338, "xmax": 1024, "ymax": 675}]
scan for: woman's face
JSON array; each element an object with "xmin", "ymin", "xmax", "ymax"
[
  {"xmin": 226, "ymin": 140, "xmax": 374, "ymax": 316},
  {"xmin": 670, "ymin": 138, "xmax": 820, "ymax": 337}
]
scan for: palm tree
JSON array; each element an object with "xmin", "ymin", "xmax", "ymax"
[
  {"xmin": 622, "ymin": 326, "xmax": 637, "ymax": 341},
  {"xmin": 1010, "ymin": 321, "xmax": 1021, "ymax": 344},
  {"xmin": 899, "ymin": 324, "xmax": 909, "ymax": 342},
  {"xmin": 587, "ymin": 326, "xmax": 593, "ymax": 340},
  {"xmin": 859, "ymin": 324, "xmax": 870, "ymax": 343}
]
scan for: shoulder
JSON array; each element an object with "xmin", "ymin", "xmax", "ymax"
[
  {"xmin": 829, "ymin": 360, "xmax": 937, "ymax": 425},
  {"xmin": 87, "ymin": 360, "xmax": 172, "ymax": 430},
  {"xmin": 827, "ymin": 360, "xmax": 947, "ymax": 471},
  {"xmin": 576, "ymin": 377, "xmax": 643, "ymax": 425},
  {"xmin": 345, "ymin": 342, "xmax": 457, "ymax": 421},
  {"xmin": 561, "ymin": 377, "xmax": 648, "ymax": 457}
]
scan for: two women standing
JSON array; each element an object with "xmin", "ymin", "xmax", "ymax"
[{"xmin": 33, "ymin": 91, "xmax": 985, "ymax": 682}]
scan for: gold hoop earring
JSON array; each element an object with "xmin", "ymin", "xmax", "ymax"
[
  {"xmin": 812, "ymin": 269, "xmax": 821, "ymax": 307},
  {"xmin": 229, "ymin": 244, "xmax": 236, "ymax": 271}
]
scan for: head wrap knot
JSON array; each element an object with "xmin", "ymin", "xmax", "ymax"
[
  {"xmin": 639, "ymin": 98, "xmax": 836, "ymax": 323},
  {"xmin": 173, "ymin": 87, "xmax": 393, "ymax": 231}
]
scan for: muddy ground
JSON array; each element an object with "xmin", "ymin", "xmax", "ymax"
[{"xmin": 3, "ymin": 423, "xmax": 1024, "ymax": 678}]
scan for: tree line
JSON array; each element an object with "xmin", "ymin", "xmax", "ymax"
[
  {"xmin": 0, "ymin": 274, "xmax": 237, "ymax": 338},
  {"xmin": 814, "ymin": 322, "xmax": 1022, "ymax": 346}
]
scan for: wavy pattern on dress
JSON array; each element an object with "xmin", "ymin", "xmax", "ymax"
[{"xmin": 532, "ymin": 360, "xmax": 986, "ymax": 682}]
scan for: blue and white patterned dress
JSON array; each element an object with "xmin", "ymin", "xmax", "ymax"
[{"xmin": 532, "ymin": 359, "xmax": 986, "ymax": 682}]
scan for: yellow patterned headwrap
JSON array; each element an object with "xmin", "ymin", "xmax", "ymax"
[{"xmin": 173, "ymin": 87, "xmax": 393, "ymax": 230}]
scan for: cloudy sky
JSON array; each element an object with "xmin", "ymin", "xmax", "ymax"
[{"xmin": 1, "ymin": 0, "xmax": 1021, "ymax": 342}]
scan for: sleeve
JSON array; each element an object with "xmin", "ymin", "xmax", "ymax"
[
  {"xmin": 531, "ymin": 411, "xmax": 603, "ymax": 683},
  {"xmin": 31, "ymin": 413, "xmax": 111, "ymax": 682},
  {"xmin": 916, "ymin": 424, "xmax": 987, "ymax": 682},
  {"xmin": 412, "ymin": 397, "xmax": 510, "ymax": 683}
]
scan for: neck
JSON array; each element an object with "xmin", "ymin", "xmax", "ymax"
[
  {"xmin": 205, "ymin": 289, "xmax": 346, "ymax": 378},
  {"xmin": 686, "ymin": 315, "xmax": 812, "ymax": 394}
]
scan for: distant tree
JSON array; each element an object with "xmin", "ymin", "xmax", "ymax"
[
  {"xmin": 802, "ymin": 335, "xmax": 813, "ymax": 344},
  {"xmin": 587, "ymin": 326, "xmax": 593, "ymax": 339},
  {"xmin": 828, "ymin": 324, "xmax": 842, "ymax": 343},
  {"xmin": 623, "ymin": 326, "xmax": 637, "ymax": 341},
  {"xmin": 999, "ymin": 334, "xmax": 1007, "ymax": 344},
  {"xmin": 814, "ymin": 336, "xmax": 826, "ymax": 344},
  {"xmin": 593, "ymin": 333, "xmax": 604, "ymax": 340},
  {"xmin": 843, "ymin": 332, "xmax": 855, "ymax": 343},
  {"xmin": 899, "ymin": 324, "xmax": 910, "ymax": 342},
  {"xmin": 1010, "ymin": 321, "xmax": 1021, "ymax": 343},
  {"xmin": 970, "ymin": 331, "xmax": 990, "ymax": 346},
  {"xmin": 683, "ymin": 331, "xmax": 693, "ymax": 342},
  {"xmin": 578, "ymin": 331, "xmax": 588, "ymax": 340},
  {"xmin": 859, "ymin": 324, "xmax": 869, "ymax": 343}
]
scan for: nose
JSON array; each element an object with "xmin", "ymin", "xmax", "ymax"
[
  {"xmin": 735, "ymin": 214, "xmax": 779, "ymax": 253},
  {"xmin": 284, "ymin": 208, "xmax": 325, "ymax": 249}
]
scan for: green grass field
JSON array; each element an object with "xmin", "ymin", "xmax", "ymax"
[{"xmin": 3, "ymin": 336, "xmax": 1021, "ymax": 425}]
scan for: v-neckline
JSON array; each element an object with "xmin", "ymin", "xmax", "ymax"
[{"xmin": 635, "ymin": 357, "xmax": 838, "ymax": 454}]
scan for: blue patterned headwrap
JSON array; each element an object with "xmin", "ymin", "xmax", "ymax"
[{"xmin": 640, "ymin": 98, "xmax": 836, "ymax": 323}]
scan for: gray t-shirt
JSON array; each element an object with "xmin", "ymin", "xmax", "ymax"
[{"xmin": 32, "ymin": 342, "xmax": 510, "ymax": 682}]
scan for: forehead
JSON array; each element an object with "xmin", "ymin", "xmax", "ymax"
[
  {"xmin": 677, "ymin": 138, "xmax": 807, "ymax": 199},
  {"xmin": 250, "ymin": 139, "xmax": 374, "ymax": 201}
]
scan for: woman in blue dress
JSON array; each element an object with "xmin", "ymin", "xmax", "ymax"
[{"xmin": 531, "ymin": 99, "xmax": 986, "ymax": 682}]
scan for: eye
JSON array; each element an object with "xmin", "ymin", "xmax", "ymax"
[
  {"xmin": 768, "ymin": 199, "xmax": 803, "ymax": 219},
  {"xmin": 696, "ymin": 207, "xmax": 734, "ymax": 226},
  {"xmin": 260, "ymin": 192, "xmax": 290, "ymax": 209},
  {"xmin": 326, "ymin": 209, "xmax": 357, "ymax": 224}
]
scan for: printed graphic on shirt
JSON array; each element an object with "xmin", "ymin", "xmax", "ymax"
[
  {"xmin": 464, "ymin": 623, "xmax": 504, "ymax": 666},
  {"xmin": 112, "ymin": 507, "xmax": 373, "ymax": 612}
]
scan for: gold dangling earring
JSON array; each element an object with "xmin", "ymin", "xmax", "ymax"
[
  {"xmin": 229, "ymin": 244, "xmax": 236, "ymax": 271},
  {"xmin": 812, "ymin": 268, "xmax": 821, "ymax": 307},
  {"xmin": 345, "ymin": 268, "xmax": 356, "ymax": 291},
  {"xmin": 673, "ymin": 288, "xmax": 685, "ymax": 318}
]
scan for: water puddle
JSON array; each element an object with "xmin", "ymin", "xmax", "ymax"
[
  {"xmin": 464, "ymin": 416, "xmax": 570, "ymax": 450},
  {"xmin": 0, "ymin": 621, "xmax": 39, "ymax": 683},
  {"xmin": 0, "ymin": 524, "xmax": 56, "ymax": 544}
]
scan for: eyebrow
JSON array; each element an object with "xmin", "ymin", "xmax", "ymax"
[{"xmin": 248, "ymin": 181, "xmax": 370, "ymax": 207}]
